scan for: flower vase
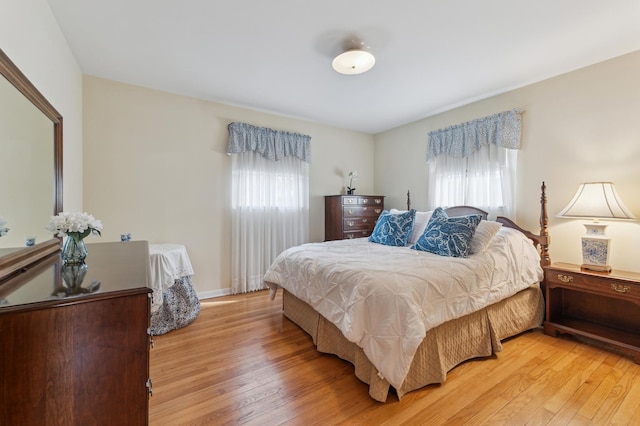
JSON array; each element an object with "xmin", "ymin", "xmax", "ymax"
[
  {"xmin": 61, "ymin": 234, "xmax": 88, "ymax": 265},
  {"xmin": 60, "ymin": 263, "xmax": 88, "ymax": 295}
]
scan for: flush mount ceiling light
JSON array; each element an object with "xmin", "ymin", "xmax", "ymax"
[{"xmin": 332, "ymin": 49, "xmax": 375, "ymax": 75}]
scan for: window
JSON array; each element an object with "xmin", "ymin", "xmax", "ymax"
[
  {"xmin": 227, "ymin": 123, "xmax": 310, "ymax": 294},
  {"xmin": 428, "ymin": 144, "xmax": 517, "ymax": 218},
  {"xmin": 426, "ymin": 109, "xmax": 522, "ymax": 218}
]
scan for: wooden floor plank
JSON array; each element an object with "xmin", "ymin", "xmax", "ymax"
[
  {"xmin": 609, "ymin": 368, "xmax": 640, "ymax": 425},
  {"xmin": 575, "ymin": 357, "xmax": 631, "ymax": 421},
  {"xmin": 149, "ymin": 290, "xmax": 640, "ymax": 425}
]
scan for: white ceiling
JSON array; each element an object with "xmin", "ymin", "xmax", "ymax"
[{"xmin": 47, "ymin": 0, "xmax": 640, "ymax": 134}]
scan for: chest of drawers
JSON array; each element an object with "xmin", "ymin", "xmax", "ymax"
[
  {"xmin": 324, "ymin": 195, "xmax": 385, "ymax": 241},
  {"xmin": 0, "ymin": 242, "xmax": 152, "ymax": 425}
]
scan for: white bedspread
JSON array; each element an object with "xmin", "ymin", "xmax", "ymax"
[{"xmin": 263, "ymin": 227, "xmax": 543, "ymax": 390}]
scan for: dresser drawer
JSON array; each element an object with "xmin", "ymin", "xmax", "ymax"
[
  {"xmin": 342, "ymin": 196, "xmax": 384, "ymax": 206},
  {"xmin": 343, "ymin": 217, "xmax": 375, "ymax": 231},
  {"xmin": 343, "ymin": 205, "xmax": 383, "ymax": 218},
  {"xmin": 343, "ymin": 229, "xmax": 372, "ymax": 239},
  {"xmin": 547, "ymin": 268, "xmax": 640, "ymax": 302}
]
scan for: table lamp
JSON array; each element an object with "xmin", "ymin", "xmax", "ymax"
[{"xmin": 557, "ymin": 182, "xmax": 635, "ymax": 272}]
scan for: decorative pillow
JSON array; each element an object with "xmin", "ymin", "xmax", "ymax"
[
  {"xmin": 390, "ymin": 209, "xmax": 433, "ymax": 245},
  {"xmin": 369, "ymin": 209, "xmax": 416, "ymax": 247},
  {"xmin": 469, "ymin": 220, "xmax": 503, "ymax": 254},
  {"xmin": 411, "ymin": 207, "xmax": 482, "ymax": 257}
]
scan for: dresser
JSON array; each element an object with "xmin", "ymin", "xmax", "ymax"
[
  {"xmin": 544, "ymin": 262, "xmax": 640, "ymax": 363},
  {"xmin": 0, "ymin": 241, "xmax": 152, "ymax": 425},
  {"xmin": 325, "ymin": 195, "xmax": 385, "ymax": 241}
]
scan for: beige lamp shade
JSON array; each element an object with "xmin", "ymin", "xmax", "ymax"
[{"xmin": 557, "ymin": 182, "xmax": 635, "ymax": 220}]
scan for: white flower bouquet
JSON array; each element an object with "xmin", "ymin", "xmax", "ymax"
[
  {"xmin": 0, "ymin": 216, "xmax": 9, "ymax": 237},
  {"xmin": 46, "ymin": 212, "xmax": 103, "ymax": 240}
]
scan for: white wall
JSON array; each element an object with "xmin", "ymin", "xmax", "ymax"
[
  {"xmin": 375, "ymin": 50, "xmax": 640, "ymax": 272},
  {"xmin": 7, "ymin": 0, "xmax": 639, "ymax": 282},
  {"xmin": 1, "ymin": 0, "xmax": 84, "ymax": 213},
  {"xmin": 82, "ymin": 76, "xmax": 374, "ymax": 297}
]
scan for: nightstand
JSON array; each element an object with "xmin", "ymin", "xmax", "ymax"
[{"xmin": 544, "ymin": 262, "xmax": 640, "ymax": 363}]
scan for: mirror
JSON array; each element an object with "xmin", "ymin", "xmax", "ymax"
[{"xmin": 0, "ymin": 49, "xmax": 63, "ymax": 281}]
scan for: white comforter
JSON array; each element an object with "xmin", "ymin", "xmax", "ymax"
[{"xmin": 263, "ymin": 227, "xmax": 543, "ymax": 390}]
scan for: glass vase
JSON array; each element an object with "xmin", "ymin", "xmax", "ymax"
[
  {"xmin": 61, "ymin": 234, "xmax": 88, "ymax": 265},
  {"xmin": 60, "ymin": 263, "xmax": 88, "ymax": 295}
]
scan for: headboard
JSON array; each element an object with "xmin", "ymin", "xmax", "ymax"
[{"xmin": 406, "ymin": 182, "xmax": 550, "ymax": 269}]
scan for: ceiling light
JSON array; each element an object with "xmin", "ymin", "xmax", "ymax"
[{"xmin": 332, "ymin": 49, "xmax": 375, "ymax": 75}]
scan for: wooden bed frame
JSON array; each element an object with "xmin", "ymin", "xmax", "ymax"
[
  {"xmin": 279, "ymin": 182, "xmax": 551, "ymax": 402},
  {"xmin": 408, "ymin": 181, "xmax": 551, "ymax": 272}
]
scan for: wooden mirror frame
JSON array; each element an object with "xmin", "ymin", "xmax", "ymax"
[{"xmin": 0, "ymin": 49, "xmax": 63, "ymax": 281}]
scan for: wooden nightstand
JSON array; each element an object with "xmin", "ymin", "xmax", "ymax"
[{"xmin": 544, "ymin": 262, "xmax": 640, "ymax": 363}]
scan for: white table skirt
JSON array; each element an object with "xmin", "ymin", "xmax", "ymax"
[
  {"xmin": 149, "ymin": 243, "xmax": 194, "ymax": 312},
  {"xmin": 148, "ymin": 243, "xmax": 200, "ymax": 335}
]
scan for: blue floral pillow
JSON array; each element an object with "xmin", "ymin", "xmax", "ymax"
[
  {"xmin": 369, "ymin": 209, "xmax": 416, "ymax": 246},
  {"xmin": 411, "ymin": 207, "xmax": 482, "ymax": 257}
]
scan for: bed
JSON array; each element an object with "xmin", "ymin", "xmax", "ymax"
[{"xmin": 263, "ymin": 183, "xmax": 550, "ymax": 402}]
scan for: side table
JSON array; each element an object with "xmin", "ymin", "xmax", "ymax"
[
  {"xmin": 148, "ymin": 243, "xmax": 200, "ymax": 335},
  {"xmin": 544, "ymin": 262, "xmax": 640, "ymax": 363}
]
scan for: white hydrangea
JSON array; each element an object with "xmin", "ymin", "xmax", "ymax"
[{"xmin": 45, "ymin": 212, "xmax": 103, "ymax": 239}]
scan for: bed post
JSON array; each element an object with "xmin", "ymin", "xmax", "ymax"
[
  {"xmin": 406, "ymin": 190, "xmax": 411, "ymax": 210},
  {"xmin": 539, "ymin": 182, "xmax": 551, "ymax": 268}
]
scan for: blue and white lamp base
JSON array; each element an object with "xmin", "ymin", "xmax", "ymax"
[{"xmin": 581, "ymin": 223, "xmax": 611, "ymax": 272}]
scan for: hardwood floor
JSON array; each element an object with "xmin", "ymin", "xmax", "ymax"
[{"xmin": 149, "ymin": 290, "xmax": 640, "ymax": 425}]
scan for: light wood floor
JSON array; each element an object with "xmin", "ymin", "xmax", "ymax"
[{"xmin": 149, "ymin": 290, "xmax": 640, "ymax": 425}]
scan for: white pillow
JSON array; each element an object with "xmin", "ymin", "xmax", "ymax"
[
  {"xmin": 470, "ymin": 220, "xmax": 502, "ymax": 254},
  {"xmin": 390, "ymin": 209, "xmax": 433, "ymax": 245}
]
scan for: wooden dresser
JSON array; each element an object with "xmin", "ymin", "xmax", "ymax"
[
  {"xmin": 0, "ymin": 241, "xmax": 152, "ymax": 425},
  {"xmin": 325, "ymin": 195, "xmax": 385, "ymax": 241}
]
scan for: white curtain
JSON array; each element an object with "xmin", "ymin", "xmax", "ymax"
[
  {"xmin": 426, "ymin": 109, "xmax": 522, "ymax": 219},
  {"xmin": 231, "ymin": 151, "xmax": 309, "ymax": 294},
  {"xmin": 428, "ymin": 144, "xmax": 517, "ymax": 218}
]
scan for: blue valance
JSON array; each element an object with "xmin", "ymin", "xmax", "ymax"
[
  {"xmin": 227, "ymin": 122, "xmax": 311, "ymax": 163},
  {"xmin": 427, "ymin": 109, "xmax": 523, "ymax": 161}
]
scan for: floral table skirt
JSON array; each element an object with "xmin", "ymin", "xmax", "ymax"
[{"xmin": 150, "ymin": 276, "xmax": 201, "ymax": 335}]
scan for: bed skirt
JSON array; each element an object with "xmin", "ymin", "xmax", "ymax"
[{"xmin": 281, "ymin": 284, "xmax": 544, "ymax": 402}]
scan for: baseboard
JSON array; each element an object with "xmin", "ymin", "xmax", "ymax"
[{"xmin": 197, "ymin": 288, "xmax": 232, "ymax": 300}]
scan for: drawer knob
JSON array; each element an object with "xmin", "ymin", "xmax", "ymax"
[
  {"xmin": 347, "ymin": 221, "xmax": 354, "ymax": 227},
  {"xmin": 361, "ymin": 199, "xmax": 369, "ymax": 204},
  {"xmin": 611, "ymin": 284, "xmax": 630, "ymax": 293},
  {"xmin": 375, "ymin": 199, "xmax": 382, "ymax": 204},
  {"xmin": 558, "ymin": 274, "xmax": 573, "ymax": 283},
  {"xmin": 362, "ymin": 207, "xmax": 368, "ymax": 211},
  {"xmin": 348, "ymin": 209, "xmax": 353, "ymax": 214},
  {"xmin": 362, "ymin": 218, "xmax": 368, "ymax": 223},
  {"xmin": 375, "ymin": 209, "xmax": 381, "ymax": 214},
  {"xmin": 346, "ymin": 199, "xmax": 355, "ymax": 204}
]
